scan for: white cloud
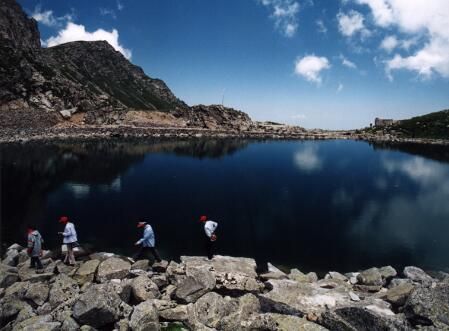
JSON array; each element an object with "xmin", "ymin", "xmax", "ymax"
[
  {"xmin": 337, "ymin": 83, "xmax": 344, "ymax": 92},
  {"xmin": 117, "ymin": 0, "xmax": 124, "ymax": 11},
  {"xmin": 46, "ymin": 22, "xmax": 132, "ymax": 59},
  {"xmin": 258, "ymin": 0, "xmax": 300, "ymax": 37},
  {"xmin": 337, "ymin": 10, "xmax": 369, "ymax": 37},
  {"xmin": 100, "ymin": 8, "xmax": 117, "ymax": 19},
  {"xmin": 356, "ymin": 0, "xmax": 449, "ymax": 79},
  {"xmin": 380, "ymin": 35, "xmax": 398, "ymax": 52},
  {"xmin": 380, "ymin": 35, "xmax": 418, "ymax": 53},
  {"xmin": 294, "ymin": 146, "xmax": 323, "ymax": 172},
  {"xmin": 294, "ymin": 55, "xmax": 330, "ymax": 84},
  {"xmin": 316, "ymin": 19, "xmax": 327, "ymax": 34},
  {"xmin": 340, "ymin": 54, "xmax": 357, "ymax": 68},
  {"xmin": 31, "ymin": 6, "xmax": 74, "ymax": 27}
]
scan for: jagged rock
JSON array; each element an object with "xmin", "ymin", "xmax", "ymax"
[
  {"xmin": 260, "ymin": 263, "xmax": 288, "ymax": 281},
  {"xmin": 357, "ymin": 267, "xmax": 383, "ymax": 286},
  {"xmin": 174, "ymin": 266, "xmax": 215, "ymax": 303},
  {"xmin": 24, "ymin": 282, "xmax": 49, "ymax": 306},
  {"xmin": 3, "ymin": 281, "xmax": 29, "ymax": 300},
  {"xmin": 13, "ymin": 315, "xmax": 61, "ymax": 331},
  {"xmin": 0, "ymin": 297, "xmax": 31, "ymax": 327},
  {"xmin": 191, "ymin": 292, "xmax": 236, "ymax": 329},
  {"xmin": 115, "ymin": 319, "xmax": 130, "ymax": 331},
  {"xmin": 73, "ymin": 283, "xmax": 124, "ymax": 328},
  {"xmin": 158, "ymin": 304, "xmax": 191, "ymax": 322},
  {"xmin": 61, "ymin": 317, "xmax": 80, "ymax": 331},
  {"xmin": 379, "ymin": 266, "xmax": 397, "ymax": 281},
  {"xmin": 245, "ymin": 313, "xmax": 327, "ymax": 331},
  {"xmin": 388, "ymin": 278, "xmax": 413, "ymax": 288},
  {"xmin": 2, "ymin": 249, "xmax": 19, "ymax": 266},
  {"xmin": 403, "ymin": 281, "xmax": 449, "ymax": 328},
  {"xmin": 96, "ymin": 257, "xmax": 131, "ymax": 283},
  {"xmin": 129, "ymin": 300, "xmax": 160, "ymax": 331},
  {"xmin": 0, "ymin": 264, "xmax": 19, "ymax": 288},
  {"xmin": 54, "ymin": 261, "xmax": 77, "ymax": 276},
  {"xmin": 50, "ymin": 297, "xmax": 77, "ymax": 323},
  {"xmin": 18, "ymin": 264, "xmax": 53, "ymax": 282},
  {"xmin": 7, "ymin": 244, "xmax": 24, "ymax": 251},
  {"xmin": 380, "ymin": 283, "xmax": 414, "ymax": 307},
  {"xmin": 131, "ymin": 275, "xmax": 160, "ymax": 302},
  {"xmin": 152, "ymin": 260, "xmax": 169, "ymax": 273},
  {"xmin": 48, "ymin": 274, "xmax": 79, "ymax": 308},
  {"xmin": 131, "ymin": 260, "xmax": 149, "ymax": 271},
  {"xmin": 325, "ymin": 271, "xmax": 348, "ymax": 282},
  {"xmin": 36, "ymin": 303, "xmax": 52, "ymax": 316},
  {"xmin": 403, "ymin": 266, "xmax": 434, "ymax": 285},
  {"xmin": 217, "ymin": 293, "xmax": 261, "ymax": 330},
  {"xmin": 288, "ymin": 269, "xmax": 317, "ymax": 283},
  {"xmin": 73, "ymin": 260, "xmax": 100, "ymax": 285},
  {"xmin": 151, "ymin": 274, "xmax": 168, "ymax": 289},
  {"xmin": 320, "ymin": 306, "xmax": 410, "ymax": 330},
  {"xmin": 112, "ymin": 279, "xmax": 133, "ymax": 303}
]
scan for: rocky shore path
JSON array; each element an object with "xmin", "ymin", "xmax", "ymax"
[{"xmin": 1, "ymin": 244, "xmax": 449, "ymax": 330}]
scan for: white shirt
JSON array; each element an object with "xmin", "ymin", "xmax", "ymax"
[
  {"xmin": 204, "ymin": 220, "xmax": 218, "ymax": 238},
  {"xmin": 62, "ymin": 222, "xmax": 78, "ymax": 244}
]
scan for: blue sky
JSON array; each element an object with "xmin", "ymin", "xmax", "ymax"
[{"xmin": 18, "ymin": 0, "xmax": 449, "ymax": 129}]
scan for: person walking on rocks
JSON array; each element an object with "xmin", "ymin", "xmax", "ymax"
[
  {"xmin": 200, "ymin": 215, "xmax": 218, "ymax": 260},
  {"xmin": 134, "ymin": 221, "xmax": 162, "ymax": 263},
  {"xmin": 27, "ymin": 225, "xmax": 44, "ymax": 273},
  {"xmin": 58, "ymin": 216, "xmax": 78, "ymax": 266}
]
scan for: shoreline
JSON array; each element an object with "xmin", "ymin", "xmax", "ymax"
[
  {"xmin": 2, "ymin": 125, "xmax": 449, "ymax": 146},
  {"xmin": 1, "ymin": 243, "xmax": 448, "ymax": 330}
]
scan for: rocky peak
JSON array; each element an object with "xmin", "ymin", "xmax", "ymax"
[{"xmin": 0, "ymin": 0, "xmax": 40, "ymax": 49}]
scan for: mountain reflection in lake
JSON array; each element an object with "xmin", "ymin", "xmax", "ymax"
[{"xmin": 2, "ymin": 139, "xmax": 449, "ymax": 273}]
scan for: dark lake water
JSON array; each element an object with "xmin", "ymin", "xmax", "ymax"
[{"xmin": 2, "ymin": 138, "xmax": 449, "ymax": 274}]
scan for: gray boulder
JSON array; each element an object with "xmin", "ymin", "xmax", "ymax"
[
  {"xmin": 404, "ymin": 281, "xmax": 449, "ymax": 328},
  {"xmin": 0, "ymin": 264, "xmax": 19, "ymax": 288},
  {"xmin": 73, "ymin": 283, "xmax": 124, "ymax": 328},
  {"xmin": 2, "ymin": 249, "xmax": 19, "ymax": 267},
  {"xmin": 380, "ymin": 283, "xmax": 415, "ymax": 307},
  {"xmin": 191, "ymin": 292, "xmax": 236, "ymax": 329},
  {"xmin": 129, "ymin": 300, "xmax": 160, "ymax": 331},
  {"xmin": 4, "ymin": 281, "xmax": 29, "ymax": 300},
  {"xmin": 152, "ymin": 260, "xmax": 169, "ymax": 273},
  {"xmin": 288, "ymin": 268, "xmax": 317, "ymax": 283},
  {"xmin": 48, "ymin": 274, "xmax": 79, "ymax": 308},
  {"xmin": 131, "ymin": 275, "xmax": 160, "ymax": 302},
  {"xmin": 73, "ymin": 260, "xmax": 100, "ymax": 285},
  {"xmin": 403, "ymin": 266, "xmax": 434, "ymax": 285},
  {"xmin": 260, "ymin": 263, "xmax": 288, "ymax": 281},
  {"xmin": 379, "ymin": 266, "xmax": 397, "ymax": 281},
  {"xmin": 174, "ymin": 266, "xmax": 215, "ymax": 303},
  {"xmin": 0, "ymin": 297, "xmax": 31, "ymax": 327},
  {"xmin": 244, "ymin": 313, "xmax": 327, "ymax": 331},
  {"xmin": 325, "ymin": 271, "xmax": 348, "ymax": 282},
  {"xmin": 320, "ymin": 306, "xmax": 410, "ymax": 331},
  {"xmin": 13, "ymin": 315, "xmax": 61, "ymax": 331},
  {"xmin": 131, "ymin": 260, "xmax": 149, "ymax": 271},
  {"xmin": 24, "ymin": 282, "xmax": 50, "ymax": 306},
  {"xmin": 96, "ymin": 257, "xmax": 131, "ymax": 283},
  {"xmin": 357, "ymin": 267, "xmax": 383, "ymax": 286}
]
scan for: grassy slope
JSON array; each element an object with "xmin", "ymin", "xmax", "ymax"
[{"xmin": 394, "ymin": 109, "xmax": 449, "ymax": 138}]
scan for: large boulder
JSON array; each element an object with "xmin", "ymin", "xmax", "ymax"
[
  {"xmin": 379, "ymin": 266, "xmax": 397, "ymax": 282},
  {"xmin": 96, "ymin": 257, "xmax": 131, "ymax": 283},
  {"xmin": 403, "ymin": 266, "xmax": 434, "ymax": 285},
  {"xmin": 403, "ymin": 281, "xmax": 449, "ymax": 328},
  {"xmin": 190, "ymin": 292, "xmax": 236, "ymax": 329},
  {"xmin": 244, "ymin": 313, "xmax": 327, "ymax": 331},
  {"xmin": 2, "ymin": 249, "xmax": 19, "ymax": 266},
  {"xmin": 129, "ymin": 300, "xmax": 160, "ymax": 331},
  {"xmin": 0, "ymin": 264, "xmax": 19, "ymax": 288},
  {"xmin": 13, "ymin": 315, "xmax": 61, "ymax": 331},
  {"xmin": 73, "ymin": 260, "xmax": 100, "ymax": 285},
  {"xmin": 174, "ymin": 266, "xmax": 215, "ymax": 303},
  {"xmin": 4, "ymin": 281, "xmax": 29, "ymax": 300},
  {"xmin": 0, "ymin": 297, "xmax": 31, "ymax": 327},
  {"xmin": 357, "ymin": 267, "xmax": 383, "ymax": 286},
  {"xmin": 320, "ymin": 306, "xmax": 410, "ymax": 330},
  {"xmin": 48, "ymin": 274, "xmax": 79, "ymax": 308},
  {"xmin": 24, "ymin": 282, "xmax": 50, "ymax": 306},
  {"xmin": 131, "ymin": 275, "xmax": 160, "ymax": 302},
  {"xmin": 380, "ymin": 283, "xmax": 415, "ymax": 307},
  {"xmin": 180, "ymin": 256, "xmax": 263, "ymax": 293},
  {"xmin": 73, "ymin": 283, "xmax": 125, "ymax": 328}
]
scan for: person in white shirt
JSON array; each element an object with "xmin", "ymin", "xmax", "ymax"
[
  {"xmin": 133, "ymin": 221, "xmax": 162, "ymax": 263},
  {"xmin": 58, "ymin": 216, "xmax": 78, "ymax": 266},
  {"xmin": 199, "ymin": 215, "xmax": 218, "ymax": 259}
]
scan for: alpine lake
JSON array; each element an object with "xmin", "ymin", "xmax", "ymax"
[{"xmin": 2, "ymin": 138, "xmax": 449, "ymax": 274}]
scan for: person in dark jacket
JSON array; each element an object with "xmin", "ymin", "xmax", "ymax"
[
  {"xmin": 27, "ymin": 225, "xmax": 44, "ymax": 273},
  {"xmin": 133, "ymin": 221, "xmax": 162, "ymax": 263}
]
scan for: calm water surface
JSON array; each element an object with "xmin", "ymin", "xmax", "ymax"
[{"xmin": 2, "ymin": 139, "xmax": 449, "ymax": 273}]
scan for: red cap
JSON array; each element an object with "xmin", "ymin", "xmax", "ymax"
[
  {"xmin": 137, "ymin": 222, "xmax": 147, "ymax": 228},
  {"xmin": 59, "ymin": 216, "xmax": 69, "ymax": 223},
  {"xmin": 199, "ymin": 215, "xmax": 207, "ymax": 222}
]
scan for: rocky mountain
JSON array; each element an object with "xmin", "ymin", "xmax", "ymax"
[{"xmin": 0, "ymin": 0, "xmax": 252, "ymax": 130}]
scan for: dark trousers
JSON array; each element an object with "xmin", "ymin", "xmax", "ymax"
[
  {"xmin": 205, "ymin": 238, "xmax": 214, "ymax": 260},
  {"xmin": 30, "ymin": 256, "xmax": 43, "ymax": 269},
  {"xmin": 133, "ymin": 246, "xmax": 162, "ymax": 263}
]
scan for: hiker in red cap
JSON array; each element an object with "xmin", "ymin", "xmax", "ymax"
[
  {"xmin": 58, "ymin": 216, "xmax": 78, "ymax": 266},
  {"xmin": 133, "ymin": 221, "xmax": 162, "ymax": 263},
  {"xmin": 200, "ymin": 215, "xmax": 218, "ymax": 260}
]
